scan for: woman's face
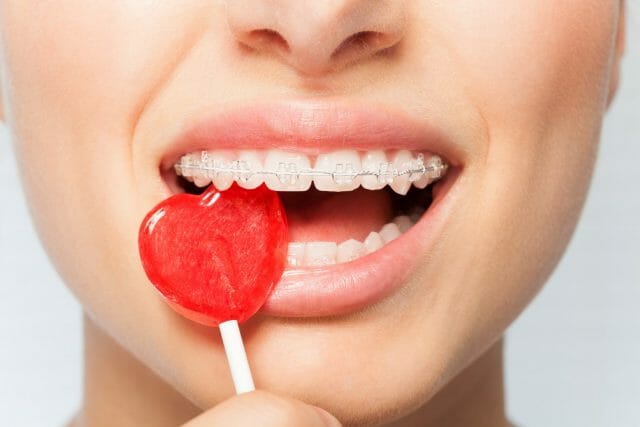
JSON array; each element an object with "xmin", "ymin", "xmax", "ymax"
[{"xmin": 0, "ymin": 1, "xmax": 624, "ymax": 425}]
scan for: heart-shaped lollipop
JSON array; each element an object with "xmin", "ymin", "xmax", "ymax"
[{"xmin": 139, "ymin": 184, "xmax": 288, "ymax": 327}]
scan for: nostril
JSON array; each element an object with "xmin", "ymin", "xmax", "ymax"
[
  {"xmin": 245, "ymin": 29, "xmax": 290, "ymax": 53},
  {"xmin": 331, "ymin": 31, "xmax": 386, "ymax": 61}
]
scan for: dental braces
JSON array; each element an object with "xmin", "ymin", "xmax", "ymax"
[{"xmin": 175, "ymin": 151, "xmax": 448, "ymax": 185}]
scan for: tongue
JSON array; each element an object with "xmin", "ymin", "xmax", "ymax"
[{"xmin": 280, "ymin": 188, "xmax": 393, "ymax": 243}]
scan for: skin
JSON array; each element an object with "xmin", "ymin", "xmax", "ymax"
[{"xmin": 0, "ymin": 1, "xmax": 625, "ymax": 426}]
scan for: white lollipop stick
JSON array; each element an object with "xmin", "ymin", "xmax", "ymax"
[{"xmin": 219, "ymin": 319, "xmax": 255, "ymax": 394}]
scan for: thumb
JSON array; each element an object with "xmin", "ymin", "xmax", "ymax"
[{"xmin": 181, "ymin": 390, "xmax": 341, "ymax": 427}]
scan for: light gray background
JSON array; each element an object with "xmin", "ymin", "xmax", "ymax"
[{"xmin": 1, "ymin": 6, "xmax": 638, "ymax": 426}]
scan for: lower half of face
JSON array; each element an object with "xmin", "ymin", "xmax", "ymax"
[{"xmin": 0, "ymin": 0, "xmax": 621, "ymax": 425}]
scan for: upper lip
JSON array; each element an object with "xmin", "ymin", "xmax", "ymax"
[{"xmin": 160, "ymin": 99, "xmax": 465, "ymax": 175}]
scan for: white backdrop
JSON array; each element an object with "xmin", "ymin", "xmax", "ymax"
[{"xmin": 1, "ymin": 6, "xmax": 638, "ymax": 426}]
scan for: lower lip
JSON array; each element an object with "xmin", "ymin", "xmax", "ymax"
[{"xmin": 260, "ymin": 170, "xmax": 460, "ymax": 318}]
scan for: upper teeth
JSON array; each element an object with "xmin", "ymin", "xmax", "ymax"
[{"xmin": 175, "ymin": 149, "xmax": 447, "ymax": 194}]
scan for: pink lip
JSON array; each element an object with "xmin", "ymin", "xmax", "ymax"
[
  {"xmin": 162, "ymin": 99, "xmax": 463, "ymax": 318},
  {"xmin": 261, "ymin": 170, "xmax": 459, "ymax": 317},
  {"xmin": 161, "ymin": 100, "xmax": 464, "ymax": 171}
]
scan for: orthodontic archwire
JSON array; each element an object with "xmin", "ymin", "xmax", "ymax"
[{"xmin": 175, "ymin": 151, "xmax": 448, "ymax": 185}]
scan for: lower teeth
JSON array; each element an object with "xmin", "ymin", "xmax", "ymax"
[{"xmin": 285, "ymin": 213, "xmax": 421, "ymax": 268}]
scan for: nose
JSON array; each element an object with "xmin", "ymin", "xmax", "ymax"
[{"xmin": 225, "ymin": 1, "xmax": 407, "ymax": 76}]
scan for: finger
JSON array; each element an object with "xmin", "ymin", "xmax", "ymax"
[{"xmin": 181, "ymin": 390, "xmax": 341, "ymax": 427}]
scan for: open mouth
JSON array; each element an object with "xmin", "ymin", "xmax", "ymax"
[
  {"xmin": 157, "ymin": 101, "xmax": 462, "ymax": 317},
  {"xmin": 169, "ymin": 149, "xmax": 448, "ymax": 268}
]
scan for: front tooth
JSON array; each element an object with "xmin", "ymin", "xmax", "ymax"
[
  {"xmin": 287, "ymin": 243, "xmax": 306, "ymax": 267},
  {"xmin": 236, "ymin": 150, "xmax": 264, "ymax": 189},
  {"xmin": 303, "ymin": 242, "xmax": 338, "ymax": 266},
  {"xmin": 389, "ymin": 150, "xmax": 413, "ymax": 195},
  {"xmin": 360, "ymin": 150, "xmax": 388, "ymax": 190},
  {"xmin": 193, "ymin": 176, "xmax": 211, "ymax": 188},
  {"xmin": 379, "ymin": 223, "xmax": 401, "ymax": 243},
  {"xmin": 208, "ymin": 150, "xmax": 235, "ymax": 191},
  {"xmin": 336, "ymin": 239, "xmax": 366, "ymax": 263},
  {"xmin": 393, "ymin": 215, "xmax": 413, "ymax": 233},
  {"xmin": 264, "ymin": 150, "xmax": 312, "ymax": 191},
  {"xmin": 363, "ymin": 232, "xmax": 384, "ymax": 254},
  {"xmin": 314, "ymin": 150, "xmax": 361, "ymax": 191}
]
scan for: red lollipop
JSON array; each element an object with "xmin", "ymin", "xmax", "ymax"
[{"xmin": 138, "ymin": 183, "xmax": 288, "ymax": 393}]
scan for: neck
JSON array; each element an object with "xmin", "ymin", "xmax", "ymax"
[{"xmin": 71, "ymin": 315, "xmax": 510, "ymax": 427}]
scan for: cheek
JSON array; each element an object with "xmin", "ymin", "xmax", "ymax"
[
  {"xmin": 462, "ymin": 0, "xmax": 617, "ymax": 265},
  {"xmin": 439, "ymin": 0, "xmax": 617, "ymax": 123},
  {"xmin": 438, "ymin": 0, "xmax": 619, "ymax": 269},
  {"xmin": 0, "ymin": 2, "xmax": 207, "ymax": 124},
  {"xmin": 0, "ymin": 1, "xmax": 211, "ymax": 201},
  {"xmin": 0, "ymin": 1, "xmax": 206, "ymax": 288},
  {"xmin": 0, "ymin": 4, "xmax": 249, "ymax": 412},
  {"xmin": 396, "ymin": 0, "xmax": 619, "ymax": 398},
  {"xmin": 0, "ymin": 2, "xmax": 213, "ymax": 364}
]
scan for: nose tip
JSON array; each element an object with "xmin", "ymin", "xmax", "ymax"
[{"xmin": 226, "ymin": 1, "xmax": 407, "ymax": 76}]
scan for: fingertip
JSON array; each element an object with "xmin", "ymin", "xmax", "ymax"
[
  {"xmin": 182, "ymin": 390, "xmax": 341, "ymax": 427},
  {"xmin": 310, "ymin": 404, "xmax": 342, "ymax": 427}
]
